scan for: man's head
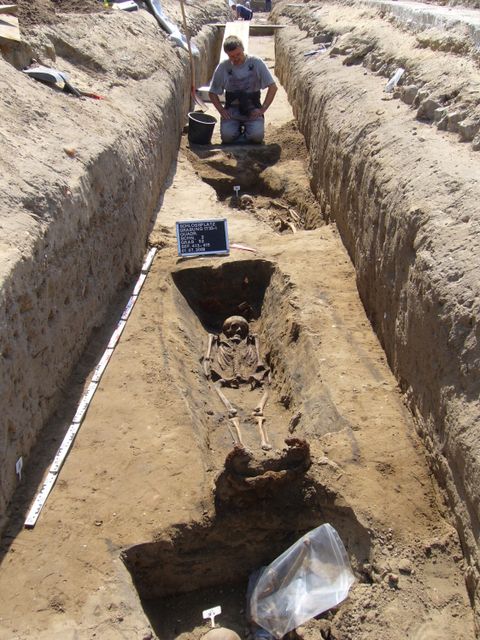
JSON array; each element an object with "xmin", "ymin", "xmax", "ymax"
[{"xmin": 223, "ymin": 35, "xmax": 246, "ymax": 66}]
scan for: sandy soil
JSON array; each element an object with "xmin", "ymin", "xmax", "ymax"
[
  {"xmin": 0, "ymin": 19, "xmax": 476, "ymax": 639},
  {"xmin": 16, "ymin": 0, "xmax": 101, "ymax": 26}
]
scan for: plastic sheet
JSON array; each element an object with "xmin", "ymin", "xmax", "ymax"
[{"xmin": 249, "ymin": 523, "xmax": 355, "ymax": 638}]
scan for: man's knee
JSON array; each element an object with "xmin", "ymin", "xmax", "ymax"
[
  {"xmin": 245, "ymin": 119, "xmax": 264, "ymax": 144},
  {"xmin": 245, "ymin": 135, "xmax": 263, "ymax": 144},
  {"xmin": 245, "ymin": 131, "xmax": 264, "ymax": 144},
  {"xmin": 221, "ymin": 131, "xmax": 240, "ymax": 144},
  {"xmin": 221, "ymin": 121, "xmax": 240, "ymax": 144},
  {"xmin": 245, "ymin": 126, "xmax": 264, "ymax": 143}
]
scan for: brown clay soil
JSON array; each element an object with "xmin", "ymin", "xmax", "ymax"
[
  {"xmin": 0, "ymin": 3, "xmax": 479, "ymax": 640},
  {"xmin": 17, "ymin": 0, "xmax": 101, "ymax": 26}
]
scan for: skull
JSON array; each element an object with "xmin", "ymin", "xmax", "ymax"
[{"xmin": 222, "ymin": 316, "xmax": 249, "ymax": 343}]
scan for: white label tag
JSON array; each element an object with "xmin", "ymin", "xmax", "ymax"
[
  {"xmin": 16, "ymin": 456, "xmax": 23, "ymax": 480},
  {"xmin": 202, "ymin": 605, "xmax": 221, "ymax": 627}
]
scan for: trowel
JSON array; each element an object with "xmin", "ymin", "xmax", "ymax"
[
  {"xmin": 23, "ymin": 66, "xmax": 103, "ymax": 99},
  {"xmin": 23, "ymin": 66, "xmax": 81, "ymax": 96}
]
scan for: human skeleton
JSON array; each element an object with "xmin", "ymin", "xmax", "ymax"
[{"xmin": 203, "ymin": 316, "xmax": 272, "ymax": 450}]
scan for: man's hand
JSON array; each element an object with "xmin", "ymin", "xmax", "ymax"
[
  {"xmin": 248, "ymin": 108, "xmax": 265, "ymax": 120},
  {"xmin": 208, "ymin": 93, "xmax": 232, "ymax": 120}
]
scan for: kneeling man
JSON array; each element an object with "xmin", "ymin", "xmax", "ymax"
[{"xmin": 208, "ymin": 36, "xmax": 277, "ymax": 144}]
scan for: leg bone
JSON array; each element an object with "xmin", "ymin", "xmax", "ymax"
[
  {"xmin": 228, "ymin": 416, "xmax": 245, "ymax": 448},
  {"xmin": 252, "ymin": 390, "xmax": 269, "ymax": 416},
  {"xmin": 213, "ymin": 382, "xmax": 245, "ymax": 447},
  {"xmin": 256, "ymin": 416, "xmax": 272, "ymax": 451},
  {"xmin": 214, "ymin": 381, "xmax": 237, "ymax": 417}
]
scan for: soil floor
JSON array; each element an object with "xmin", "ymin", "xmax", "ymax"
[{"xmin": 0, "ymin": 33, "xmax": 476, "ymax": 640}]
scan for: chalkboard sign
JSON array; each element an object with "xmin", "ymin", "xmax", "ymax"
[{"xmin": 176, "ymin": 219, "xmax": 229, "ymax": 257}]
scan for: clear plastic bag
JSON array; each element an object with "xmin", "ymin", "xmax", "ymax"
[{"xmin": 249, "ymin": 523, "xmax": 355, "ymax": 638}]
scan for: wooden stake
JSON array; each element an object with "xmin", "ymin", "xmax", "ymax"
[
  {"xmin": 179, "ymin": 0, "xmax": 195, "ymax": 101},
  {"xmin": 178, "ymin": 0, "xmax": 206, "ymax": 110}
]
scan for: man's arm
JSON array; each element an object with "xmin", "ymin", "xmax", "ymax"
[
  {"xmin": 261, "ymin": 82, "xmax": 277, "ymax": 114},
  {"xmin": 249, "ymin": 82, "xmax": 278, "ymax": 120},
  {"xmin": 208, "ymin": 92, "xmax": 232, "ymax": 120}
]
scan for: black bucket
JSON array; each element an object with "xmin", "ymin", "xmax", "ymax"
[{"xmin": 188, "ymin": 111, "xmax": 217, "ymax": 145}]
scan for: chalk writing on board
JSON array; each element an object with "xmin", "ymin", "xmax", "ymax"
[{"xmin": 176, "ymin": 219, "xmax": 229, "ymax": 257}]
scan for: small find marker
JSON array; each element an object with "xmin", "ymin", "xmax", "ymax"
[
  {"xmin": 16, "ymin": 457, "xmax": 23, "ymax": 482},
  {"xmin": 233, "ymin": 185, "xmax": 240, "ymax": 202},
  {"xmin": 203, "ymin": 605, "xmax": 222, "ymax": 628}
]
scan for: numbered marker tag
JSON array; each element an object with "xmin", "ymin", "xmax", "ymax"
[
  {"xmin": 202, "ymin": 605, "xmax": 221, "ymax": 627},
  {"xmin": 16, "ymin": 456, "xmax": 23, "ymax": 481}
]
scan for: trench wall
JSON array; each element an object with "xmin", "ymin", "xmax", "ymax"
[
  {"xmin": 0, "ymin": 6, "xmax": 225, "ymax": 532},
  {"xmin": 275, "ymin": 14, "xmax": 480, "ymax": 621}
]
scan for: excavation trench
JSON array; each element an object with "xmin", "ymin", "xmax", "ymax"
[
  {"xmin": 0, "ymin": 18, "xmax": 477, "ymax": 640},
  {"xmin": 118, "ymin": 34, "xmax": 474, "ymax": 639}
]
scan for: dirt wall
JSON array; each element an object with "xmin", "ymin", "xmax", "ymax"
[
  {"xmin": 0, "ymin": 2, "xmax": 226, "ymax": 533},
  {"xmin": 274, "ymin": 1, "xmax": 480, "ymax": 624}
]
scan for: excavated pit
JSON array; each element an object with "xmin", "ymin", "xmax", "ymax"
[
  {"xmin": 122, "ymin": 493, "xmax": 371, "ymax": 635},
  {"xmin": 123, "ymin": 264, "xmax": 366, "ymax": 632},
  {"xmin": 122, "ymin": 256, "xmax": 371, "ymax": 635},
  {"xmin": 171, "ymin": 259, "xmax": 275, "ymax": 331},
  {"xmin": 184, "ymin": 120, "xmax": 323, "ymax": 231}
]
